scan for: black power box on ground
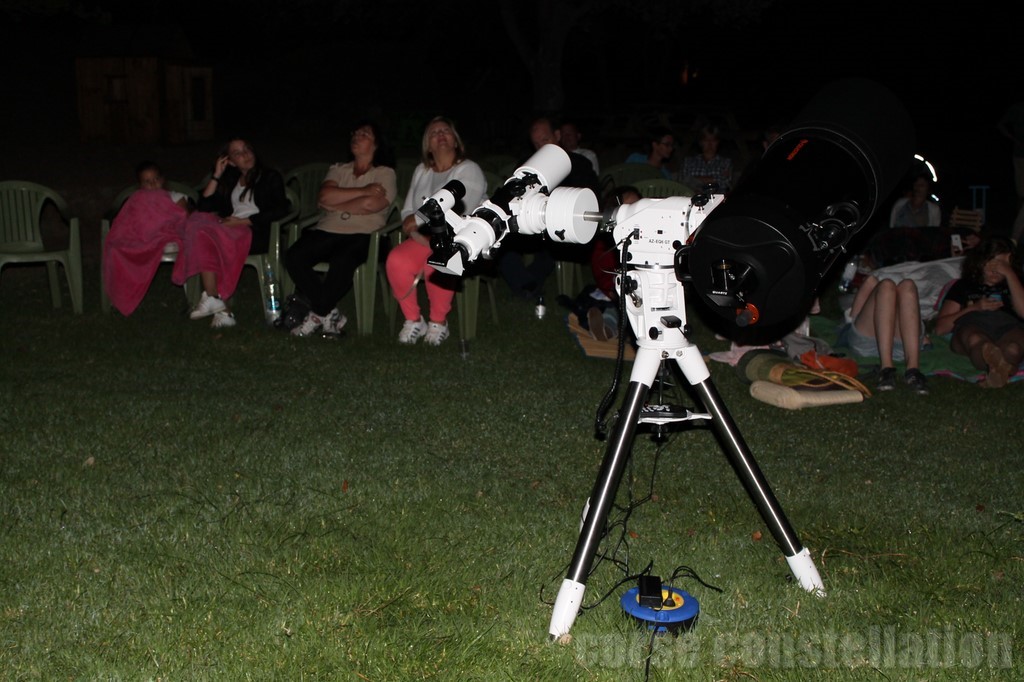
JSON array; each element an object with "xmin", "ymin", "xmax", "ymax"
[{"xmin": 638, "ymin": 575, "xmax": 663, "ymax": 608}]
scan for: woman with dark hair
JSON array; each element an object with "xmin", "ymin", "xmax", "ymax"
[
  {"xmin": 624, "ymin": 127, "xmax": 675, "ymax": 179},
  {"xmin": 385, "ymin": 116, "xmax": 486, "ymax": 346},
  {"xmin": 284, "ymin": 121, "xmax": 397, "ymax": 337},
  {"xmin": 934, "ymin": 236, "xmax": 1024, "ymax": 387},
  {"xmin": 180, "ymin": 137, "xmax": 289, "ymax": 327}
]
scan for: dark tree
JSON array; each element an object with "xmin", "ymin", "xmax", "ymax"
[{"xmin": 498, "ymin": 0, "xmax": 774, "ymax": 112}]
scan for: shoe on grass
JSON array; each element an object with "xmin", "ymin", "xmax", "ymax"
[
  {"xmin": 424, "ymin": 321, "xmax": 449, "ymax": 346},
  {"xmin": 904, "ymin": 368, "xmax": 929, "ymax": 395},
  {"xmin": 190, "ymin": 292, "xmax": 226, "ymax": 319},
  {"xmin": 876, "ymin": 366, "xmax": 897, "ymax": 391},
  {"xmin": 398, "ymin": 317, "xmax": 428, "ymax": 344},
  {"xmin": 291, "ymin": 311, "xmax": 325, "ymax": 337},
  {"xmin": 322, "ymin": 309, "xmax": 347, "ymax": 336},
  {"xmin": 210, "ymin": 310, "xmax": 235, "ymax": 329}
]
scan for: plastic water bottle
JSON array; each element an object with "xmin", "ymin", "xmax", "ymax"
[
  {"xmin": 264, "ymin": 261, "xmax": 281, "ymax": 324},
  {"xmin": 838, "ymin": 260, "xmax": 857, "ymax": 293},
  {"xmin": 535, "ymin": 295, "xmax": 546, "ymax": 320}
]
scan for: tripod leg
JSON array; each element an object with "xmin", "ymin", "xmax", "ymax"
[
  {"xmin": 548, "ymin": 347, "xmax": 662, "ymax": 639},
  {"xmin": 689, "ymin": 374, "xmax": 825, "ymax": 595}
]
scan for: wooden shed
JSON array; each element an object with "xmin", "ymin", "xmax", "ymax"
[{"xmin": 75, "ymin": 25, "xmax": 213, "ymax": 145}]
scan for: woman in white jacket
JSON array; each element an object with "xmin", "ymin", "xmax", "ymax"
[{"xmin": 385, "ymin": 116, "xmax": 486, "ymax": 346}]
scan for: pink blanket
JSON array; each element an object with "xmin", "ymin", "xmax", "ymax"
[
  {"xmin": 103, "ymin": 190, "xmax": 252, "ymax": 315},
  {"xmin": 171, "ymin": 212, "xmax": 252, "ymax": 302},
  {"xmin": 104, "ymin": 190, "xmax": 187, "ymax": 316}
]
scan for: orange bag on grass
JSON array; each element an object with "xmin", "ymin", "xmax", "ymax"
[{"xmin": 799, "ymin": 350, "xmax": 860, "ymax": 378}]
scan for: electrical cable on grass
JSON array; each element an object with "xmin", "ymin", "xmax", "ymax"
[
  {"xmin": 580, "ymin": 561, "xmax": 652, "ymax": 611},
  {"xmin": 539, "ymin": 436, "xmax": 670, "ymax": 608},
  {"xmin": 643, "ymin": 625, "xmax": 659, "ymax": 681},
  {"xmin": 636, "ymin": 563, "xmax": 721, "ymax": 682},
  {"xmin": 667, "ymin": 563, "xmax": 723, "ymax": 594},
  {"xmin": 541, "ymin": 362, "xmax": 720, "ymax": 679},
  {"xmin": 539, "ymin": 460, "xmax": 650, "ymax": 606}
]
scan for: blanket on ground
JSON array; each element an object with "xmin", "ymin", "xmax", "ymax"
[
  {"xmin": 811, "ymin": 315, "xmax": 1024, "ymax": 384},
  {"xmin": 829, "ymin": 257, "xmax": 1022, "ymax": 383}
]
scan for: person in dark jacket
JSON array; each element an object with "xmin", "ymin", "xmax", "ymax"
[{"xmin": 184, "ymin": 137, "xmax": 289, "ymax": 327}]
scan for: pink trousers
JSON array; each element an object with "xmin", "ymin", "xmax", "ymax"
[{"xmin": 385, "ymin": 237, "xmax": 454, "ymax": 323}]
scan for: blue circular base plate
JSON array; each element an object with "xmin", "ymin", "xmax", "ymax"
[{"xmin": 621, "ymin": 586, "xmax": 700, "ymax": 634}]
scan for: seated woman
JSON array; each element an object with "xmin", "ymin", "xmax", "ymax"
[
  {"xmin": 180, "ymin": 138, "xmax": 290, "ymax": 328},
  {"xmin": 385, "ymin": 116, "xmax": 486, "ymax": 346},
  {"xmin": 285, "ymin": 121, "xmax": 396, "ymax": 337},
  {"xmin": 624, "ymin": 127, "xmax": 674, "ymax": 179},
  {"xmin": 934, "ymin": 236, "xmax": 1024, "ymax": 387},
  {"xmin": 104, "ymin": 161, "xmax": 192, "ymax": 316},
  {"xmin": 842, "ymin": 275, "xmax": 930, "ymax": 394}
]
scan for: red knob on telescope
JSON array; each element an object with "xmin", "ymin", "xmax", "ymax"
[{"xmin": 736, "ymin": 303, "xmax": 760, "ymax": 327}]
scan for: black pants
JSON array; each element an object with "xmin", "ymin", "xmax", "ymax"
[
  {"xmin": 498, "ymin": 234, "xmax": 589, "ymax": 297},
  {"xmin": 285, "ymin": 230, "xmax": 370, "ymax": 316}
]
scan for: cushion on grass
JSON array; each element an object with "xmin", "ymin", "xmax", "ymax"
[{"xmin": 565, "ymin": 313, "xmax": 635, "ymax": 360}]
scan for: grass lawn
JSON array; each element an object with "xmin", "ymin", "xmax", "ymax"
[{"xmin": 1, "ymin": 261, "xmax": 1021, "ymax": 681}]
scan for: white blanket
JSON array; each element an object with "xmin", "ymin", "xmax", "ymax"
[{"xmin": 863, "ymin": 256, "xmax": 963, "ymax": 321}]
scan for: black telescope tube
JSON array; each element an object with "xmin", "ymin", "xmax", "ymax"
[{"xmin": 688, "ymin": 78, "xmax": 915, "ymax": 328}]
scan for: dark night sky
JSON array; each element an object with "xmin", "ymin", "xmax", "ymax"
[{"xmin": 1, "ymin": 0, "xmax": 1020, "ymax": 225}]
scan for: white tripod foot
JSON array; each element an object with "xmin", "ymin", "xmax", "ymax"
[
  {"xmin": 786, "ymin": 547, "xmax": 825, "ymax": 596},
  {"xmin": 549, "ymin": 578, "xmax": 586, "ymax": 639}
]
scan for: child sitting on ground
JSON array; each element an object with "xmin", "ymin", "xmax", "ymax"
[
  {"xmin": 840, "ymin": 274, "xmax": 930, "ymax": 394},
  {"xmin": 933, "ymin": 236, "xmax": 1024, "ymax": 387}
]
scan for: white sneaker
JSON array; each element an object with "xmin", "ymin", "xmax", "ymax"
[
  {"xmin": 190, "ymin": 292, "xmax": 226, "ymax": 319},
  {"xmin": 211, "ymin": 310, "xmax": 236, "ymax": 328},
  {"xmin": 424, "ymin": 321, "xmax": 449, "ymax": 346},
  {"xmin": 291, "ymin": 311, "xmax": 325, "ymax": 337},
  {"xmin": 398, "ymin": 317, "xmax": 428, "ymax": 344},
  {"xmin": 322, "ymin": 308, "xmax": 347, "ymax": 335}
]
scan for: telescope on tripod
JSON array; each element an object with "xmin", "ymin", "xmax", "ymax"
[{"xmin": 417, "ymin": 78, "xmax": 914, "ymax": 638}]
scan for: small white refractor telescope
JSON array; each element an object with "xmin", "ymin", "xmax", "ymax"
[
  {"xmin": 419, "ymin": 78, "xmax": 915, "ymax": 640},
  {"xmin": 422, "ymin": 143, "xmax": 600, "ymax": 277}
]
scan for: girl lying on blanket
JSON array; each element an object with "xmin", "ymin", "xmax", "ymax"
[{"xmin": 933, "ymin": 237, "xmax": 1024, "ymax": 388}]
